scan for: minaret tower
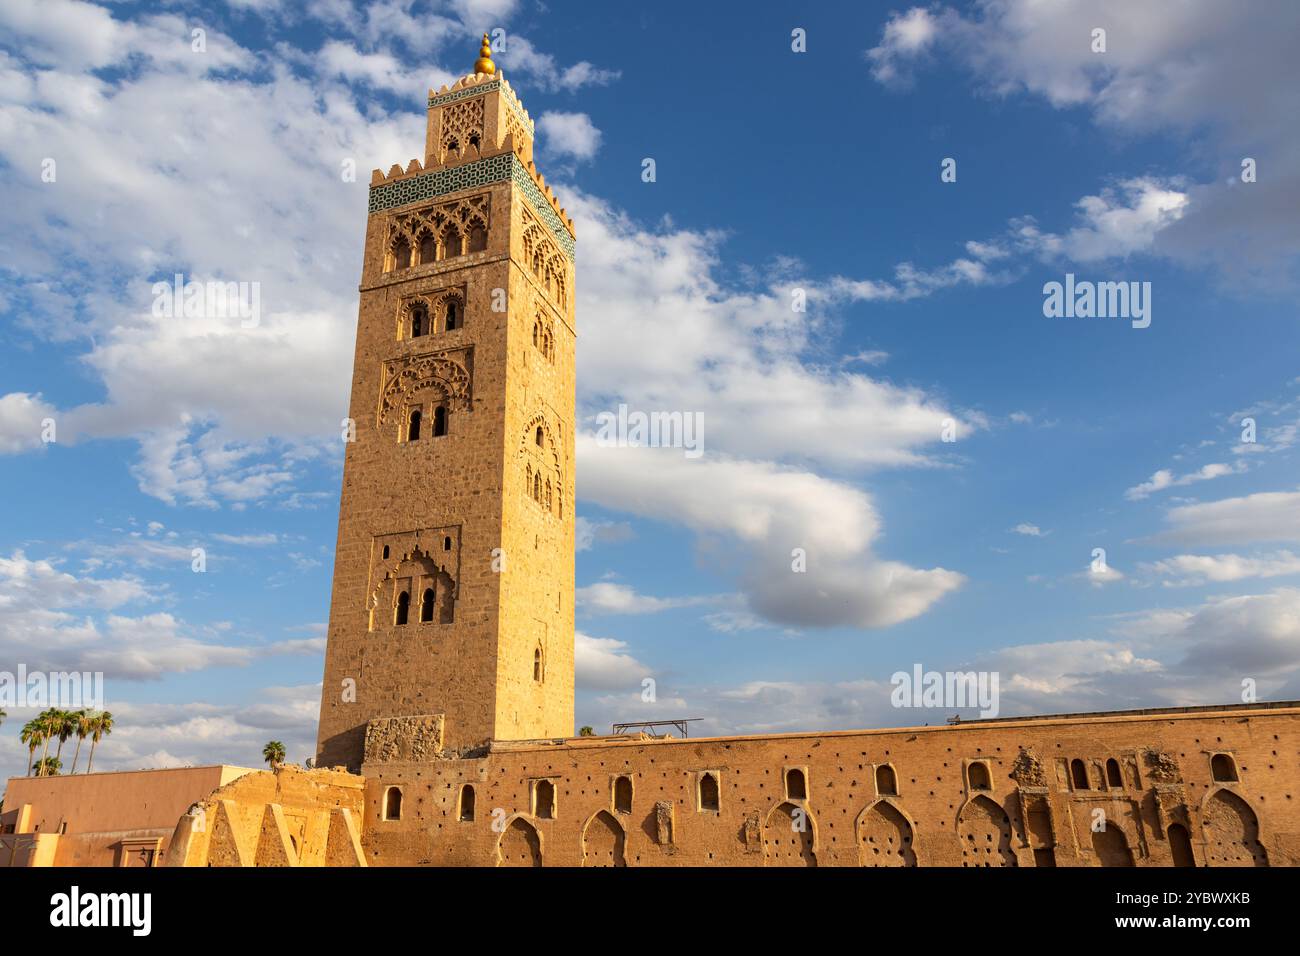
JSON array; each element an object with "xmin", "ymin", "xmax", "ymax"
[{"xmin": 316, "ymin": 36, "xmax": 576, "ymax": 769}]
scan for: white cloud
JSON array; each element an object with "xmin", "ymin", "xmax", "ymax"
[
  {"xmin": 1150, "ymin": 490, "xmax": 1300, "ymax": 546},
  {"xmin": 574, "ymin": 632, "xmax": 650, "ymax": 691},
  {"xmin": 576, "ymin": 581, "xmax": 720, "ymax": 615},
  {"xmin": 864, "ymin": 1, "xmax": 1300, "ymax": 283},
  {"xmin": 0, "ymin": 550, "xmax": 319, "ymax": 681},
  {"xmin": 1124, "ymin": 462, "xmax": 1241, "ymax": 500},
  {"xmin": 1142, "ymin": 551, "xmax": 1300, "ymax": 587},
  {"xmin": 1010, "ymin": 523, "xmax": 1045, "ymax": 537},
  {"xmin": 537, "ymin": 111, "xmax": 602, "ymax": 161},
  {"xmin": 578, "ymin": 439, "xmax": 965, "ymax": 629}
]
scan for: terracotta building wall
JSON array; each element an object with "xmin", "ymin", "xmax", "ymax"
[{"xmin": 356, "ymin": 704, "xmax": 1300, "ymax": 867}]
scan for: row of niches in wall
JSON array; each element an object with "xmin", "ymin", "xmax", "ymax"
[
  {"xmin": 401, "ymin": 290, "xmax": 464, "ymax": 341},
  {"xmin": 522, "ymin": 417, "xmax": 563, "ymax": 518},
  {"xmin": 1060, "ymin": 754, "xmax": 1147, "ymax": 792},
  {"xmin": 369, "ymin": 538, "xmax": 459, "ymax": 629},
  {"xmin": 520, "ymin": 213, "xmax": 567, "ymax": 309},
  {"xmin": 384, "ymin": 196, "xmax": 490, "ymax": 274},
  {"xmin": 531, "ymin": 315, "xmax": 555, "ymax": 363}
]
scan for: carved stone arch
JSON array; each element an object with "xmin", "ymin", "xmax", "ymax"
[
  {"xmin": 466, "ymin": 214, "xmax": 488, "ymax": 253},
  {"xmin": 432, "ymin": 288, "xmax": 466, "ymax": 332},
  {"xmin": 367, "ymin": 544, "xmax": 457, "ymax": 628},
  {"xmin": 440, "ymin": 220, "xmax": 464, "ymax": 259},
  {"xmin": 581, "ymin": 809, "xmax": 627, "ymax": 867},
  {"xmin": 1091, "ymin": 821, "xmax": 1136, "ymax": 867},
  {"xmin": 495, "ymin": 813, "xmax": 542, "ymax": 868},
  {"xmin": 854, "ymin": 798, "xmax": 917, "ymax": 867},
  {"xmin": 517, "ymin": 411, "xmax": 561, "ymax": 470},
  {"xmin": 378, "ymin": 353, "xmax": 471, "ymax": 425},
  {"xmin": 957, "ymin": 794, "xmax": 1017, "ymax": 867},
  {"xmin": 1199, "ymin": 787, "xmax": 1269, "ymax": 867},
  {"xmin": 761, "ymin": 801, "xmax": 817, "ymax": 867},
  {"xmin": 412, "ymin": 226, "xmax": 438, "ymax": 266}
]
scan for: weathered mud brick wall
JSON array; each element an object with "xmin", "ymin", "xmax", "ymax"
[
  {"xmin": 357, "ymin": 704, "xmax": 1300, "ymax": 867},
  {"xmin": 164, "ymin": 766, "xmax": 367, "ymax": 867}
]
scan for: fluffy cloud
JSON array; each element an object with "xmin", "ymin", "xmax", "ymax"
[
  {"xmin": 1124, "ymin": 462, "xmax": 1241, "ymax": 501},
  {"xmin": 1149, "ymin": 490, "xmax": 1300, "ymax": 546},
  {"xmin": 576, "ymin": 581, "xmax": 720, "ymax": 616},
  {"xmin": 537, "ymin": 111, "xmax": 602, "ymax": 161},
  {"xmin": 0, "ymin": 550, "xmax": 318, "ymax": 681},
  {"xmin": 578, "ymin": 439, "xmax": 965, "ymax": 629},
  {"xmin": 865, "ymin": 0, "xmax": 1300, "ymax": 283},
  {"xmin": 574, "ymin": 632, "xmax": 650, "ymax": 691},
  {"xmin": 1142, "ymin": 551, "xmax": 1300, "ymax": 587}
]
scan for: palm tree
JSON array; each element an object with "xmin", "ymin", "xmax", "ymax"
[
  {"xmin": 69, "ymin": 709, "xmax": 91, "ymax": 774},
  {"xmin": 35, "ymin": 709, "xmax": 60, "ymax": 776},
  {"xmin": 262, "ymin": 741, "xmax": 286, "ymax": 769},
  {"xmin": 33, "ymin": 756, "xmax": 62, "ymax": 776},
  {"xmin": 84, "ymin": 711, "xmax": 114, "ymax": 774},
  {"xmin": 52, "ymin": 710, "xmax": 75, "ymax": 767},
  {"xmin": 20, "ymin": 719, "xmax": 44, "ymax": 776}
]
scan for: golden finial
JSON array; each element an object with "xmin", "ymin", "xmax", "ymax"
[{"xmin": 473, "ymin": 33, "xmax": 496, "ymax": 75}]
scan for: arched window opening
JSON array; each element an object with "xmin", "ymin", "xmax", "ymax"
[
  {"xmin": 389, "ymin": 238, "xmax": 410, "ymax": 272},
  {"xmin": 969, "ymin": 762, "xmax": 991, "ymax": 791},
  {"xmin": 394, "ymin": 591, "xmax": 410, "ymax": 626},
  {"xmin": 786, "ymin": 768, "xmax": 807, "ymax": 800},
  {"xmin": 1168, "ymin": 823, "xmax": 1195, "ymax": 867},
  {"xmin": 614, "ymin": 776, "xmax": 633, "ymax": 814},
  {"xmin": 467, "ymin": 132, "xmax": 480, "ymax": 151},
  {"xmin": 533, "ymin": 647, "xmax": 543, "ymax": 682},
  {"xmin": 533, "ymin": 321, "xmax": 540, "ymax": 347},
  {"xmin": 459, "ymin": 785, "xmax": 476, "ymax": 822},
  {"xmin": 445, "ymin": 138, "xmax": 459, "ymax": 159},
  {"xmin": 420, "ymin": 587, "xmax": 434, "ymax": 623},
  {"xmin": 418, "ymin": 235, "xmax": 436, "ymax": 265},
  {"xmin": 1211, "ymin": 753, "xmax": 1239, "ymax": 783},
  {"xmin": 699, "ymin": 772, "xmax": 720, "ymax": 812},
  {"xmin": 433, "ymin": 405, "xmax": 447, "ymax": 437},
  {"xmin": 876, "ymin": 764, "xmax": 898, "ymax": 796},
  {"xmin": 441, "ymin": 226, "xmax": 461, "ymax": 260},
  {"xmin": 410, "ymin": 305, "xmax": 426, "ymax": 338},
  {"xmin": 533, "ymin": 472, "xmax": 542, "ymax": 502},
  {"xmin": 535, "ymin": 780, "xmax": 555, "ymax": 819},
  {"xmin": 1071, "ymin": 759, "xmax": 1090, "ymax": 790},
  {"xmin": 407, "ymin": 408, "xmax": 421, "ymax": 442},
  {"xmin": 382, "ymin": 545, "xmax": 390, "ymax": 560},
  {"xmin": 545, "ymin": 479, "xmax": 552, "ymax": 511},
  {"xmin": 535, "ymin": 425, "xmax": 544, "ymax": 446},
  {"xmin": 444, "ymin": 301, "xmax": 459, "ymax": 331},
  {"xmin": 1106, "ymin": 759, "xmax": 1124, "ymax": 789},
  {"xmin": 468, "ymin": 223, "xmax": 487, "ymax": 252},
  {"xmin": 383, "ymin": 786, "xmax": 402, "ymax": 820},
  {"xmin": 443, "ymin": 536, "xmax": 452, "ymax": 551}
]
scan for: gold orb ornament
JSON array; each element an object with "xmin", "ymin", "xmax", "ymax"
[{"xmin": 473, "ymin": 34, "xmax": 496, "ymax": 75}]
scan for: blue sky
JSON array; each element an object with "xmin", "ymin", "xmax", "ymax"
[{"xmin": 1, "ymin": 0, "xmax": 1299, "ymax": 779}]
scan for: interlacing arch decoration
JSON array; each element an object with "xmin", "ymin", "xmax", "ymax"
[
  {"xmin": 367, "ymin": 545, "xmax": 457, "ymax": 630},
  {"xmin": 378, "ymin": 352, "xmax": 471, "ymax": 428},
  {"xmin": 384, "ymin": 194, "xmax": 491, "ymax": 272},
  {"xmin": 440, "ymin": 97, "xmax": 485, "ymax": 162},
  {"xmin": 518, "ymin": 412, "xmax": 563, "ymax": 517},
  {"xmin": 520, "ymin": 209, "xmax": 568, "ymax": 308},
  {"xmin": 531, "ymin": 313, "xmax": 555, "ymax": 362}
]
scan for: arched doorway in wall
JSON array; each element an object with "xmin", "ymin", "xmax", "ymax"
[
  {"xmin": 1203, "ymin": 790, "xmax": 1268, "ymax": 867},
  {"xmin": 1168, "ymin": 823, "xmax": 1195, "ymax": 867},
  {"xmin": 762, "ymin": 802, "xmax": 816, "ymax": 867},
  {"xmin": 497, "ymin": 817, "xmax": 542, "ymax": 867},
  {"xmin": 957, "ymin": 795, "xmax": 1017, "ymax": 867},
  {"xmin": 857, "ymin": 801, "xmax": 916, "ymax": 867}
]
